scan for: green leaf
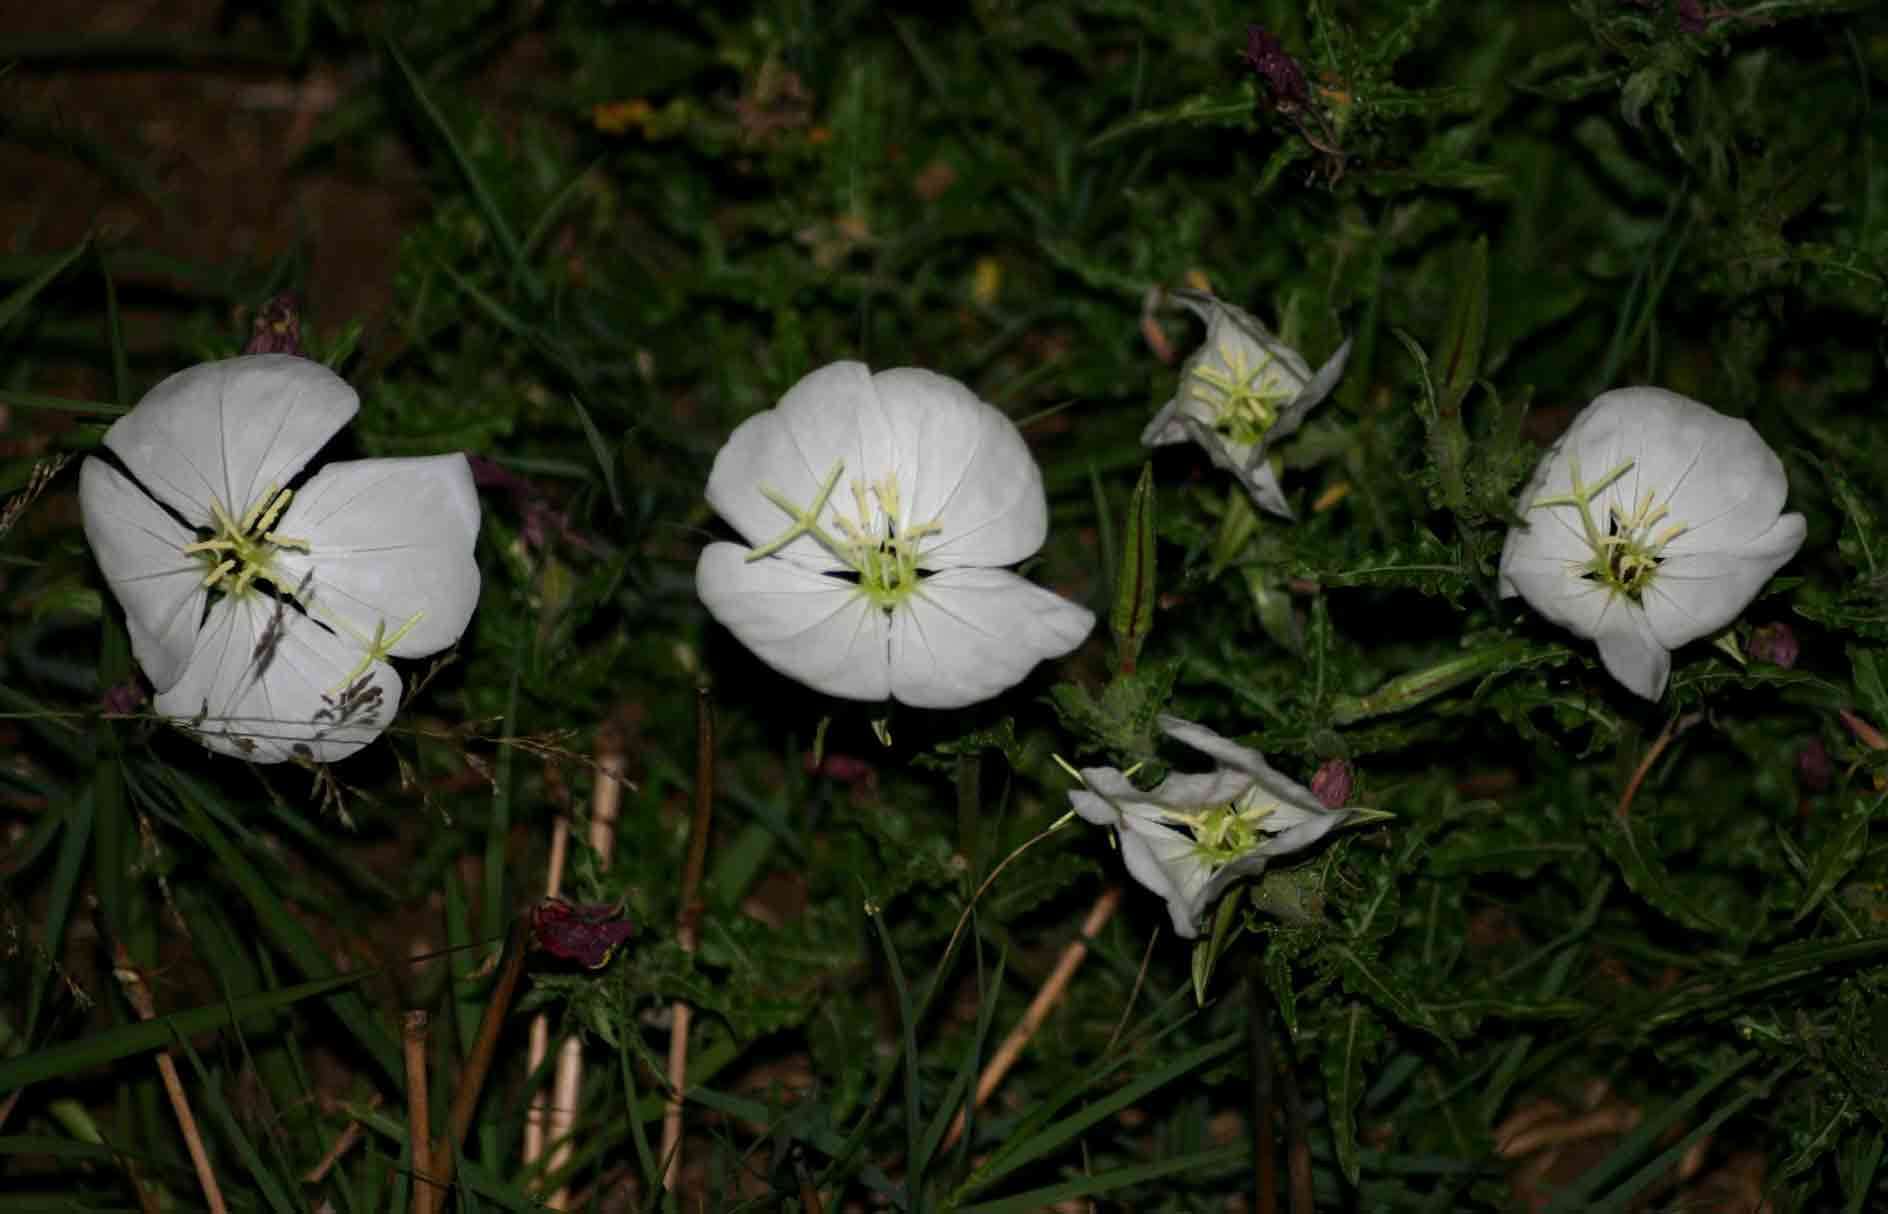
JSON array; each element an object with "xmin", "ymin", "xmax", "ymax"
[
  {"xmin": 1437, "ymin": 236, "xmax": 1488, "ymax": 421},
  {"xmin": 0, "ymin": 238, "xmax": 88, "ymax": 335},
  {"xmin": 1321, "ymin": 1002, "xmax": 1382, "ymax": 1187},
  {"xmin": 1087, "ymin": 84, "xmax": 1256, "ymax": 149},
  {"xmin": 1328, "ymin": 944, "xmax": 1446, "ymax": 1044},
  {"xmin": 958, "ymin": 1032, "xmax": 1240, "ymax": 1197},
  {"xmin": 1793, "ymin": 796, "xmax": 1876, "ymax": 925},
  {"xmin": 0, "ymin": 971, "xmax": 366, "ymax": 1095},
  {"xmin": 165, "ymin": 770, "xmax": 402, "ymax": 1085},
  {"xmin": 1111, "ymin": 463, "xmax": 1157, "ymax": 674},
  {"xmin": 1330, "ymin": 641, "xmax": 1566, "ymax": 724},
  {"xmin": 384, "ymin": 38, "xmax": 528, "ymax": 289}
]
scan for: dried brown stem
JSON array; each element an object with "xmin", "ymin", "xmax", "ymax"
[
  {"xmin": 522, "ymin": 815, "xmax": 572, "ymax": 1175},
  {"xmin": 420, "ymin": 917, "xmax": 530, "ymax": 1214},
  {"xmin": 301, "ymin": 1096, "xmax": 378, "ymax": 1183},
  {"xmin": 403, "ymin": 1012, "xmax": 433, "ymax": 1214},
  {"xmin": 1277, "ymin": 1031, "xmax": 1313, "ymax": 1214},
  {"xmin": 661, "ymin": 688, "xmax": 716, "ymax": 1192},
  {"xmin": 941, "ymin": 885, "xmax": 1121, "ymax": 1151},
  {"xmin": 1616, "ymin": 712, "xmax": 1704, "ymax": 824},
  {"xmin": 112, "ymin": 943, "xmax": 228, "ymax": 1214}
]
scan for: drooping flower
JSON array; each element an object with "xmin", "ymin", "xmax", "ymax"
[
  {"xmin": 1069, "ymin": 715, "xmax": 1387, "ymax": 938},
  {"xmin": 696, "ymin": 361, "xmax": 1094, "ymax": 709},
  {"xmin": 79, "ymin": 355, "xmax": 481, "ymax": 763},
  {"xmin": 1498, "ymin": 387, "xmax": 1805, "ymax": 700},
  {"xmin": 1141, "ymin": 289, "xmax": 1350, "ymax": 519}
]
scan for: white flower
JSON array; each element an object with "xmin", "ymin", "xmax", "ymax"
[
  {"xmin": 1070, "ymin": 715, "xmax": 1386, "ymax": 938},
  {"xmin": 696, "ymin": 360, "xmax": 1095, "ymax": 709},
  {"xmin": 1499, "ymin": 387, "xmax": 1806, "ymax": 700},
  {"xmin": 1141, "ymin": 289, "xmax": 1351, "ymax": 519},
  {"xmin": 79, "ymin": 355, "xmax": 481, "ymax": 763}
]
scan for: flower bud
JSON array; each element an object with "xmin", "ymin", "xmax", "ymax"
[
  {"xmin": 1310, "ymin": 757, "xmax": 1352, "ymax": 809},
  {"xmin": 1747, "ymin": 622, "xmax": 1799, "ymax": 669}
]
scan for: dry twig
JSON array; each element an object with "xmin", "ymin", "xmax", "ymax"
[
  {"xmin": 661, "ymin": 688, "xmax": 716, "ymax": 1191},
  {"xmin": 941, "ymin": 885, "xmax": 1121, "ymax": 1151},
  {"xmin": 112, "ymin": 943, "xmax": 228, "ymax": 1214}
]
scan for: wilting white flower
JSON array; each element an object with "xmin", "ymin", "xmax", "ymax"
[
  {"xmin": 1499, "ymin": 387, "xmax": 1805, "ymax": 700},
  {"xmin": 696, "ymin": 360, "xmax": 1095, "ymax": 709},
  {"xmin": 1141, "ymin": 289, "xmax": 1351, "ymax": 519},
  {"xmin": 1070, "ymin": 715, "xmax": 1386, "ymax": 938},
  {"xmin": 80, "ymin": 355, "xmax": 481, "ymax": 762}
]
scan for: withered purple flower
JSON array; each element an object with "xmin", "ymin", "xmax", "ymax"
[
  {"xmin": 530, "ymin": 899, "xmax": 637, "ymax": 969},
  {"xmin": 1241, "ymin": 26, "xmax": 1308, "ymax": 109}
]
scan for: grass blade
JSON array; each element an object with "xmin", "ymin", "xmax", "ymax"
[
  {"xmin": 0, "ymin": 238, "xmax": 88, "ymax": 334},
  {"xmin": 0, "ymin": 971, "xmax": 367, "ymax": 1094}
]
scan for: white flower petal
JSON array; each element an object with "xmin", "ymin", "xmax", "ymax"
[
  {"xmin": 103, "ymin": 355, "xmax": 358, "ymax": 525},
  {"xmin": 1640, "ymin": 513, "xmax": 1807, "ymax": 649},
  {"xmin": 871, "ymin": 367, "xmax": 1048, "ymax": 568},
  {"xmin": 888, "ymin": 568, "xmax": 1094, "ymax": 709},
  {"xmin": 1593, "ymin": 607, "xmax": 1670, "ymax": 700},
  {"xmin": 1116, "ymin": 818, "xmax": 1216, "ymax": 938},
  {"xmin": 1271, "ymin": 337, "xmax": 1352, "ymax": 441},
  {"xmin": 272, "ymin": 455, "xmax": 482, "ymax": 659},
  {"xmin": 1255, "ymin": 804, "xmax": 1351, "ymax": 857},
  {"xmin": 704, "ymin": 361, "xmax": 894, "ymax": 571},
  {"xmin": 1156, "ymin": 715, "xmax": 1323, "ymax": 812},
  {"xmin": 1238, "ymin": 455, "xmax": 1294, "ymax": 520},
  {"xmin": 154, "ymin": 595, "xmax": 401, "ymax": 764},
  {"xmin": 79, "ymin": 457, "xmax": 208, "ymax": 693},
  {"xmin": 1498, "ymin": 561, "xmax": 1618, "ymax": 639},
  {"xmin": 696, "ymin": 541, "xmax": 892, "ymax": 701}
]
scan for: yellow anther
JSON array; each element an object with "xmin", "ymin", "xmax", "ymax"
[{"xmin": 202, "ymin": 558, "xmax": 235, "ymax": 588}]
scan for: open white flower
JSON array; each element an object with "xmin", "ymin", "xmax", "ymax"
[
  {"xmin": 1499, "ymin": 387, "xmax": 1805, "ymax": 700},
  {"xmin": 80, "ymin": 355, "xmax": 481, "ymax": 763},
  {"xmin": 1141, "ymin": 289, "xmax": 1351, "ymax": 519},
  {"xmin": 1070, "ymin": 715, "xmax": 1386, "ymax": 938},
  {"xmin": 696, "ymin": 360, "xmax": 1094, "ymax": 709}
]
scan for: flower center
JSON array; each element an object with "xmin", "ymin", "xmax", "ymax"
[
  {"xmin": 1179, "ymin": 792, "xmax": 1278, "ymax": 865},
  {"xmin": 1530, "ymin": 456, "xmax": 1688, "ymax": 602},
  {"xmin": 749, "ymin": 460, "xmax": 943, "ymax": 612},
  {"xmin": 181, "ymin": 485, "xmax": 309, "ymax": 600},
  {"xmin": 1190, "ymin": 340, "xmax": 1295, "ymax": 446}
]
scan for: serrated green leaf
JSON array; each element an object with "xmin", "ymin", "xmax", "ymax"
[
  {"xmin": 1793, "ymin": 796, "xmax": 1876, "ymax": 925},
  {"xmin": 1329, "ymin": 944, "xmax": 1446, "ymax": 1043},
  {"xmin": 1321, "ymin": 1002, "xmax": 1380, "ymax": 1187},
  {"xmin": 1087, "ymin": 84, "xmax": 1256, "ymax": 149}
]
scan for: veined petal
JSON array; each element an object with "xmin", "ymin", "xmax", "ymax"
[
  {"xmin": 1271, "ymin": 337, "xmax": 1351, "ymax": 441},
  {"xmin": 1255, "ymin": 803, "xmax": 1351, "ymax": 857},
  {"xmin": 154, "ymin": 595, "xmax": 402, "ymax": 764},
  {"xmin": 79, "ymin": 457, "xmax": 208, "ymax": 693},
  {"xmin": 696, "ymin": 542, "xmax": 892, "ymax": 701},
  {"xmin": 1141, "ymin": 768, "xmax": 1259, "ymax": 813},
  {"xmin": 704, "ymin": 362, "xmax": 893, "ymax": 572},
  {"xmin": 273, "ymin": 455, "xmax": 482, "ymax": 660},
  {"xmin": 1156, "ymin": 716, "xmax": 1323, "ymax": 812},
  {"xmin": 1640, "ymin": 513, "xmax": 1806, "ymax": 649},
  {"xmin": 1594, "ymin": 389, "xmax": 1791, "ymax": 553},
  {"xmin": 888, "ymin": 568, "xmax": 1093, "ymax": 709},
  {"xmin": 1115, "ymin": 817, "xmax": 1217, "ymax": 938},
  {"xmin": 1593, "ymin": 606, "xmax": 1670, "ymax": 700},
  {"xmin": 103, "ymin": 355, "xmax": 357, "ymax": 526},
  {"xmin": 1237, "ymin": 454, "xmax": 1294, "ymax": 520},
  {"xmin": 872, "ymin": 367, "xmax": 1047, "ymax": 569},
  {"xmin": 1499, "ymin": 561, "xmax": 1617, "ymax": 640}
]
